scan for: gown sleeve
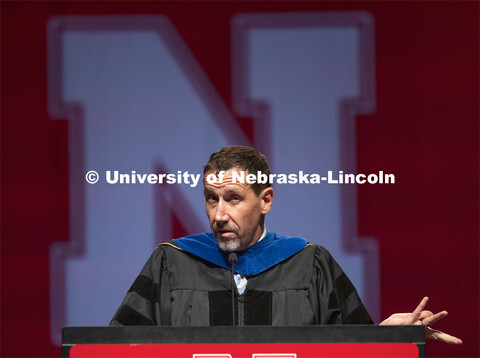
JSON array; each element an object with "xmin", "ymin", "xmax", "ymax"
[
  {"xmin": 310, "ymin": 245, "xmax": 373, "ymax": 325},
  {"xmin": 110, "ymin": 246, "xmax": 171, "ymax": 326}
]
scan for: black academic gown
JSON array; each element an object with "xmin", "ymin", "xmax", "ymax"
[{"xmin": 110, "ymin": 232, "xmax": 373, "ymax": 326}]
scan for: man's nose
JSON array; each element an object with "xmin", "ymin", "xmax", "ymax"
[{"xmin": 214, "ymin": 200, "xmax": 229, "ymax": 222}]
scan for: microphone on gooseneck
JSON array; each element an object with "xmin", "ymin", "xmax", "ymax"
[{"xmin": 228, "ymin": 253, "xmax": 238, "ymax": 326}]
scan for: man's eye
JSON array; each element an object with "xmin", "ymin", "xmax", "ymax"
[
  {"xmin": 206, "ymin": 195, "xmax": 217, "ymax": 203},
  {"xmin": 231, "ymin": 196, "xmax": 241, "ymax": 202}
]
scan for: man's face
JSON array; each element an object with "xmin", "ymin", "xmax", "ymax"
[{"xmin": 203, "ymin": 169, "xmax": 273, "ymax": 252}]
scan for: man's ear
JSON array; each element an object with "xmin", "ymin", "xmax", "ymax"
[{"xmin": 260, "ymin": 187, "xmax": 274, "ymax": 214}]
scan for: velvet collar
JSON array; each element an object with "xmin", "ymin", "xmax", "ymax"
[{"xmin": 172, "ymin": 231, "xmax": 307, "ymax": 276}]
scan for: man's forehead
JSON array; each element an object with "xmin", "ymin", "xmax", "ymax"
[{"xmin": 203, "ymin": 169, "xmax": 251, "ymax": 191}]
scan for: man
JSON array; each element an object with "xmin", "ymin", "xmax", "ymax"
[{"xmin": 111, "ymin": 145, "xmax": 461, "ymax": 344}]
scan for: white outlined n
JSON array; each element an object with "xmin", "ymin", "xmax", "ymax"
[{"xmin": 47, "ymin": 13, "xmax": 379, "ymax": 345}]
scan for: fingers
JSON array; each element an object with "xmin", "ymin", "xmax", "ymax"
[
  {"xmin": 422, "ymin": 311, "xmax": 448, "ymax": 326},
  {"xmin": 426, "ymin": 327, "xmax": 463, "ymax": 345},
  {"xmin": 411, "ymin": 296, "xmax": 429, "ymax": 323},
  {"xmin": 418, "ymin": 310, "xmax": 433, "ymax": 320},
  {"xmin": 382, "ymin": 297, "xmax": 462, "ymax": 345}
]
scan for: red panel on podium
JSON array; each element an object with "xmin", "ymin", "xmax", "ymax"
[{"xmin": 70, "ymin": 342, "xmax": 419, "ymax": 358}]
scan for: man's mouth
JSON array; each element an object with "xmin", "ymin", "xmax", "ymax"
[{"xmin": 216, "ymin": 229, "xmax": 235, "ymax": 238}]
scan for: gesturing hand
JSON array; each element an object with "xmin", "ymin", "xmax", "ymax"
[{"xmin": 379, "ymin": 297, "xmax": 462, "ymax": 345}]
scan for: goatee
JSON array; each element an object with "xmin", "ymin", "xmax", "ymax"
[{"xmin": 216, "ymin": 237, "xmax": 241, "ymax": 252}]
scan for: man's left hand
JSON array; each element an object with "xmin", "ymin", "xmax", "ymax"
[{"xmin": 379, "ymin": 296, "xmax": 462, "ymax": 345}]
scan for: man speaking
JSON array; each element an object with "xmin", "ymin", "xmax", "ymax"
[{"xmin": 110, "ymin": 145, "xmax": 461, "ymax": 344}]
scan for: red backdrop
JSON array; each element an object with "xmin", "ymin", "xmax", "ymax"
[{"xmin": 2, "ymin": 1, "xmax": 478, "ymax": 357}]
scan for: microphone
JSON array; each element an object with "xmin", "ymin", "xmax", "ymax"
[{"xmin": 228, "ymin": 253, "xmax": 238, "ymax": 326}]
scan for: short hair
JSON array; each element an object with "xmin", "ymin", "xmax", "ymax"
[{"xmin": 204, "ymin": 145, "xmax": 271, "ymax": 195}]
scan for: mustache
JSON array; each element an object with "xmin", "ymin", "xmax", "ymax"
[{"xmin": 213, "ymin": 223, "xmax": 239, "ymax": 234}]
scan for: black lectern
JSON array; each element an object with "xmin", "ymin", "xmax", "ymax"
[{"xmin": 63, "ymin": 326, "xmax": 425, "ymax": 357}]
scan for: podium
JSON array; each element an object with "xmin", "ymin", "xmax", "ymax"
[{"xmin": 63, "ymin": 326, "xmax": 425, "ymax": 357}]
